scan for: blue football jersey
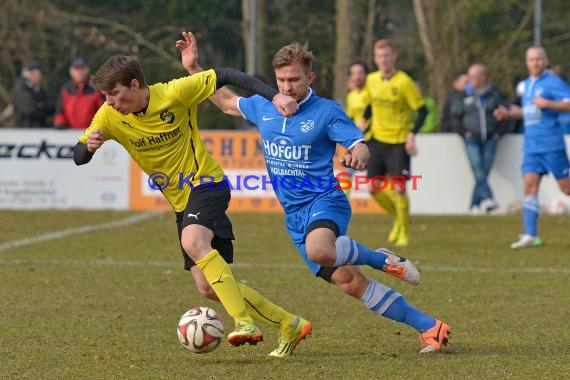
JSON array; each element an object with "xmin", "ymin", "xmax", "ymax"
[
  {"xmin": 520, "ymin": 72, "xmax": 570, "ymax": 153},
  {"xmin": 238, "ymin": 89, "xmax": 364, "ymax": 211}
]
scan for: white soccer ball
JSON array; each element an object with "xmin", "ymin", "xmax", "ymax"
[{"xmin": 177, "ymin": 306, "xmax": 224, "ymax": 353}]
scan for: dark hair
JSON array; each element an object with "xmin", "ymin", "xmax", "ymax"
[
  {"xmin": 348, "ymin": 60, "xmax": 369, "ymax": 75},
  {"xmin": 452, "ymin": 70, "xmax": 466, "ymax": 80},
  {"xmin": 92, "ymin": 55, "xmax": 146, "ymax": 91}
]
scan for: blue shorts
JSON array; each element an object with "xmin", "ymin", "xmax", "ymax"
[
  {"xmin": 285, "ymin": 190, "xmax": 351, "ymax": 275},
  {"xmin": 522, "ymin": 150, "xmax": 570, "ymax": 180}
]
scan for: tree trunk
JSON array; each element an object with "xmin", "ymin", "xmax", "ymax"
[
  {"xmin": 242, "ymin": 0, "xmax": 267, "ymax": 77},
  {"xmin": 360, "ymin": 0, "xmax": 378, "ymax": 66},
  {"xmin": 413, "ymin": 0, "xmax": 448, "ymax": 113},
  {"xmin": 256, "ymin": 0, "xmax": 267, "ymax": 79},
  {"xmin": 242, "ymin": 0, "xmax": 253, "ymax": 74},
  {"xmin": 333, "ymin": 0, "xmax": 362, "ymax": 105}
]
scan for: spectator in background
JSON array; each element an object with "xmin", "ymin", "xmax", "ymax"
[
  {"xmin": 440, "ymin": 72, "xmax": 468, "ymax": 133},
  {"xmin": 453, "ymin": 63, "xmax": 510, "ymax": 214},
  {"xmin": 494, "ymin": 46, "xmax": 570, "ymax": 249},
  {"xmin": 413, "ymin": 81, "xmax": 438, "ymax": 133},
  {"xmin": 10, "ymin": 60, "xmax": 53, "ymax": 127},
  {"xmin": 54, "ymin": 57, "xmax": 104, "ymax": 129}
]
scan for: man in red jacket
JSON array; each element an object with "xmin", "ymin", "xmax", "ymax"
[{"xmin": 54, "ymin": 57, "xmax": 104, "ymax": 129}]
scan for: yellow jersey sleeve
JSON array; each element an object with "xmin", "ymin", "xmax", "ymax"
[
  {"xmin": 402, "ymin": 75, "xmax": 425, "ymax": 111},
  {"xmin": 171, "ymin": 69, "xmax": 217, "ymax": 108}
]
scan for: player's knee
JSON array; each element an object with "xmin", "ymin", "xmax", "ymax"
[{"xmin": 180, "ymin": 235, "xmax": 210, "ymax": 260}]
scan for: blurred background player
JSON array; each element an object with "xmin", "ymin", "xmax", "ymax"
[
  {"xmin": 494, "ymin": 46, "xmax": 570, "ymax": 248},
  {"xmin": 54, "ymin": 57, "xmax": 104, "ymax": 129},
  {"xmin": 73, "ymin": 51, "xmax": 312, "ymax": 357},
  {"xmin": 361, "ymin": 39, "xmax": 428, "ymax": 247},
  {"xmin": 341, "ymin": 61, "xmax": 370, "ymax": 198},
  {"xmin": 182, "ymin": 32, "xmax": 451, "ymax": 353}
]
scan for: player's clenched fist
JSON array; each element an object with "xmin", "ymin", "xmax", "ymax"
[
  {"xmin": 86, "ymin": 129, "xmax": 104, "ymax": 153},
  {"xmin": 272, "ymin": 93, "xmax": 299, "ymax": 116}
]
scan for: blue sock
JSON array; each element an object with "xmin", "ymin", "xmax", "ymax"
[
  {"xmin": 383, "ymin": 297, "xmax": 436, "ymax": 332},
  {"xmin": 523, "ymin": 195, "xmax": 539, "ymax": 236},
  {"xmin": 361, "ymin": 280, "xmax": 435, "ymax": 332},
  {"xmin": 334, "ymin": 236, "xmax": 387, "ymax": 269}
]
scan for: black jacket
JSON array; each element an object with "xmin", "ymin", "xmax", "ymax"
[
  {"xmin": 451, "ymin": 85, "xmax": 510, "ymax": 138},
  {"xmin": 440, "ymin": 89, "xmax": 465, "ymax": 133},
  {"xmin": 10, "ymin": 77, "xmax": 53, "ymax": 127}
]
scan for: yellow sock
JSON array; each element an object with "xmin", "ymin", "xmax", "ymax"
[
  {"xmin": 195, "ymin": 249, "xmax": 252, "ymax": 325},
  {"xmin": 238, "ymin": 283, "xmax": 296, "ymax": 330},
  {"xmin": 372, "ymin": 190, "xmax": 397, "ymax": 216},
  {"xmin": 394, "ymin": 193, "xmax": 410, "ymax": 237}
]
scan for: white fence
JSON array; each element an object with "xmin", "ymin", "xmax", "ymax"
[
  {"xmin": 0, "ymin": 130, "xmax": 130, "ymax": 210},
  {"xmin": 0, "ymin": 129, "xmax": 568, "ymax": 214},
  {"xmin": 410, "ymin": 134, "xmax": 570, "ymax": 214}
]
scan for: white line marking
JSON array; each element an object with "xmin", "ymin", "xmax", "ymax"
[
  {"xmin": 0, "ymin": 212, "xmax": 161, "ymax": 252},
  {"xmin": 0, "ymin": 258, "xmax": 569, "ymax": 275}
]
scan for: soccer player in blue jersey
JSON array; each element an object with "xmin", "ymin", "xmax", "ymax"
[
  {"xmin": 494, "ymin": 46, "xmax": 570, "ymax": 249},
  {"xmin": 178, "ymin": 32, "xmax": 451, "ymax": 353}
]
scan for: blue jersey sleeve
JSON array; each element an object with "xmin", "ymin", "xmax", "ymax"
[
  {"xmin": 238, "ymin": 95, "xmax": 264, "ymax": 124},
  {"xmin": 326, "ymin": 101, "xmax": 364, "ymax": 149},
  {"xmin": 544, "ymin": 76, "xmax": 570, "ymax": 101}
]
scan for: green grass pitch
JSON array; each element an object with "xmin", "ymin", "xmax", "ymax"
[{"xmin": 1, "ymin": 210, "xmax": 569, "ymax": 379}]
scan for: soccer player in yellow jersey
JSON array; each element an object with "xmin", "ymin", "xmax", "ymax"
[
  {"xmin": 362, "ymin": 39, "xmax": 428, "ymax": 247},
  {"xmin": 346, "ymin": 61, "xmax": 371, "ymax": 141},
  {"xmin": 340, "ymin": 61, "xmax": 371, "ymax": 198},
  {"xmin": 72, "ymin": 52, "xmax": 313, "ymax": 356}
]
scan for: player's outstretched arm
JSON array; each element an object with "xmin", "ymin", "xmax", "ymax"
[
  {"xmin": 176, "ymin": 31, "xmax": 298, "ymax": 117},
  {"xmin": 493, "ymin": 104, "xmax": 522, "ymax": 121},
  {"xmin": 73, "ymin": 129, "xmax": 104, "ymax": 165},
  {"xmin": 534, "ymin": 96, "xmax": 570, "ymax": 112},
  {"xmin": 176, "ymin": 31, "xmax": 202, "ymax": 75},
  {"xmin": 176, "ymin": 31, "xmax": 242, "ymax": 116}
]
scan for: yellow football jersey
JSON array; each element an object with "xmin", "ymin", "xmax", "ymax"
[
  {"xmin": 78, "ymin": 69, "xmax": 225, "ymax": 212},
  {"xmin": 346, "ymin": 87, "xmax": 371, "ymax": 141},
  {"xmin": 364, "ymin": 70, "xmax": 424, "ymax": 144}
]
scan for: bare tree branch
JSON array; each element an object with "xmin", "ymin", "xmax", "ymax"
[{"xmin": 39, "ymin": 1, "xmax": 179, "ymax": 66}]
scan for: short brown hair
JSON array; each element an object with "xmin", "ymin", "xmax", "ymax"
[
  {"xmin": 373, "ymin": 39, "xmax": 396, "ymax": 52},
  {"xmin": 272, "ymin": 43, "xmax": 314, "ymax": 73},
  {"xmin": 92, "ymin": 55, "xmax": 146, "ymax": 91}
]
